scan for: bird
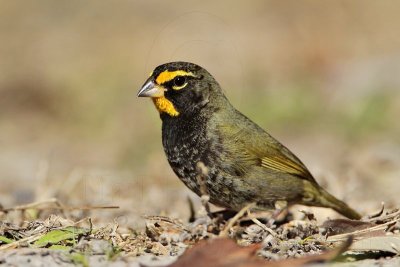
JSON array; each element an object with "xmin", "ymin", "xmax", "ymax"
[{"xmin": 137, "ymin": 61, "xmax": 361, "ymax": 220}]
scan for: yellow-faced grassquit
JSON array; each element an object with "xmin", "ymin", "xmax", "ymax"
[{"xmin": 138, "ymin": 61, "xmax": 361, "ymax": 220}]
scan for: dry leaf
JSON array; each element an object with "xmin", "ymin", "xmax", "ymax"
[
  {"xmin": 322, "ymin": 219, "xmax": 378, "ymax": 236},
  {"xmin": 167, "ymin": 237, "xmax": 352, "ymax": 267},
  {"xmin": 326, "ymin": 216, "xmax": 399, "ymax": 242},
  {"xmin": 167, "ymin": 238, "xmax": 262, "ymax": 267}
]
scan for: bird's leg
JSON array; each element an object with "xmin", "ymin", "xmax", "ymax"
[
  {"xmin": 272, "ymin": 200, "xmax": 290, "ymax": 223},
  {"xmin": 187, "ymin": 196, "xmax": 196, "ymax": 223},
  {"xmin": 210, "ymin": 209, "xmax": 238, "ymax": 220},
  {"xmin": 220, "ymin": 203, "xmax": 255, "ymax": 237}
]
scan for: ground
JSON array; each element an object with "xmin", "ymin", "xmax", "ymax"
[{"xmin": 1, "ymin": 1, "xmax": 400, "ymax": 266}]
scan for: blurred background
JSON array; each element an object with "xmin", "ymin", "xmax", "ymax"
[{"xmin": 1, "ymin": 0, "xmax": 399, "ymax": 225}]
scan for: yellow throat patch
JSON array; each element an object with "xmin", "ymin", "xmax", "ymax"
[{"xmin": 152, "ymin": 97, "xmax": 179, "ymax": 117}]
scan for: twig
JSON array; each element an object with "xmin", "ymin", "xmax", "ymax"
[
  {"xmin": 0, "ymin": 198, "xmax": 119, "ymax": 213},
  {"xmin": 73, "ymin": 217, "xmax": 93, "ymax": 228},
  {"xmin": 0, "ymin": 233, "xmax": 43, "ymax": 251},
  {"xmin": 1, "ymin": 205, "xmax": 119, "ymax": 212},
  {"xmin": 0, "ymin": 198, "xmax": 62, "ymax": 212},
  {"xmin": 367, "ymin": 202, "xmax": 385, "ymax": 219},
  {"xmin": 249, "ymin": 214, "xmax": 278, "ymax": 238},
  {"xmin": 220, "ymin": 203, "xmax": 255, "ymax": 237},
  {"xmin": 142, "ymin": 215, "xmax": 189, "ymax": 232},
  {"xmin": 364, "ymin": 209, "xmax": 400, "ymax": 223},
  {"xmin": 327, "ymin": 217, "xmax": 400, "ymax": 242}
]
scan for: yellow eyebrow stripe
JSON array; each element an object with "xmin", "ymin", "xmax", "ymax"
[{"xmin": 155, "ymin": 70, "xmax": 195, "ymax": 85}]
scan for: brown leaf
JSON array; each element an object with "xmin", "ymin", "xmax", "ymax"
[
  {"xmin": 167, "ymin": 237, "xmax": 352, "ymax": 267},
  {"xmin": 167, "ymin": 238, "xmax": 262, "ymax": 267}
]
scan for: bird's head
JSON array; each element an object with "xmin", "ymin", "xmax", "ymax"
[{"xmin": 138, "ymin": 62, "xmax": 222, "ymax": 118}]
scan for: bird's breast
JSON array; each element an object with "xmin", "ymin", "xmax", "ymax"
[{"xmin": 161, "ymin": 116, "xmax": 213, "ymax": 192}]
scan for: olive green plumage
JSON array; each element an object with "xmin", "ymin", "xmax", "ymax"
[{"xmin": 138, "ymin": 61, "xmax": 361, "ymax": 220}]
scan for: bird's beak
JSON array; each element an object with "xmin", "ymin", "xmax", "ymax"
[{"xmin": 137, "ymin": 80, "xmax": 165, "ymax": 97}]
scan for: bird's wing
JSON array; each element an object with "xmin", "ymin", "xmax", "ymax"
[
  {"xmin": 260, "ymin": 154, "xmax": 310, "ymax": 177},
  {"xmin": 216, "ymin": 118, "xmax": 316, "ymax": 182}
]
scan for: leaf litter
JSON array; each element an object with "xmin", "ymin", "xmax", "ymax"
[{"xmin": 0, "ymin": 199, "xmax": 399, "ymax": 266}]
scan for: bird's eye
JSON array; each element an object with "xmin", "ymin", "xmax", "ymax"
[{"xmin": 173, "ymin": 76, "xmax": 186, "ymax": 87}]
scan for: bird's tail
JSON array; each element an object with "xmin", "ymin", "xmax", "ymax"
[
  {"xmin": 317, "ymin": 187, "xmax": 361, "ymax": 220},
  {"xmin": 303, "ymin": 182, "xmax": 361, "ymax": 220}
]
